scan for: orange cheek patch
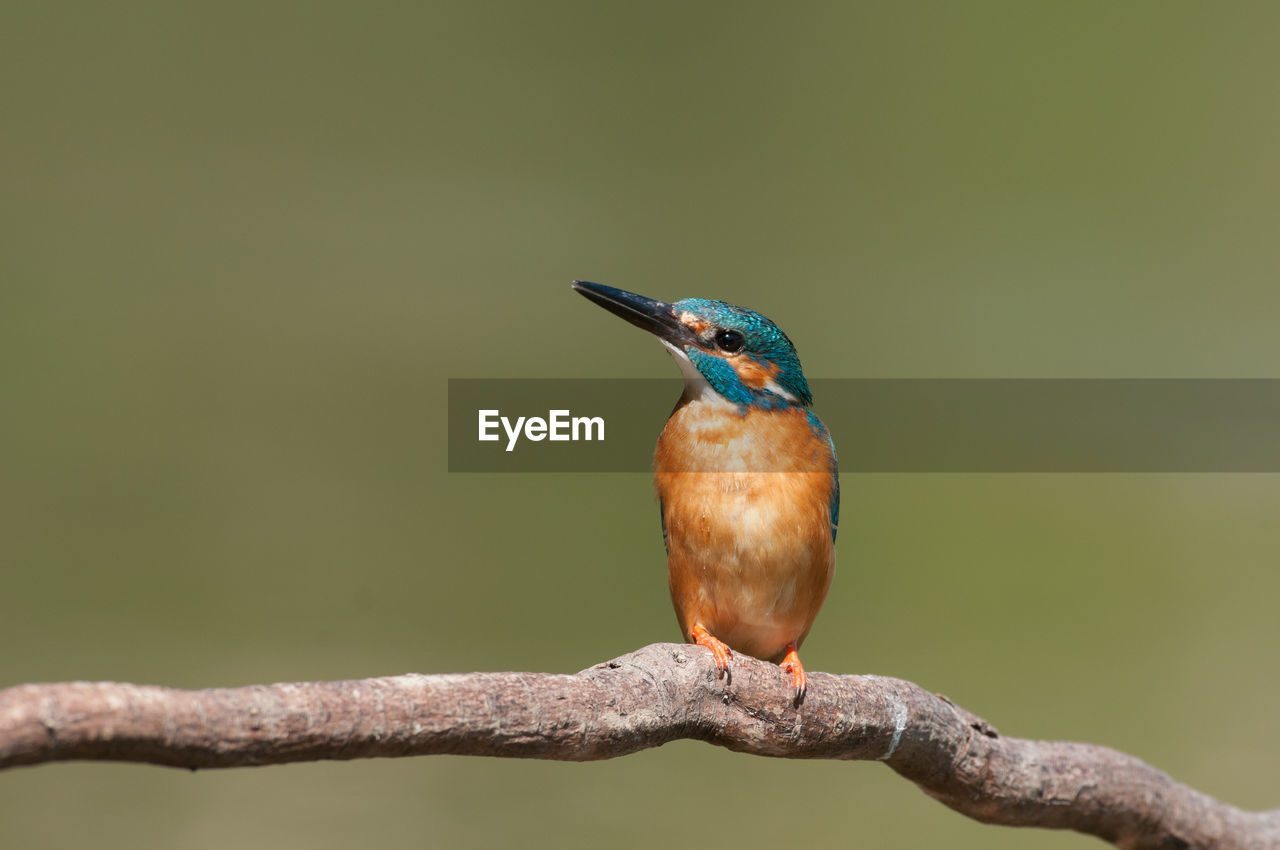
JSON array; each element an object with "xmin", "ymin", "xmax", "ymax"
[{"xmin": 729, "ymin": 356, "xmax": 780, "ymax": 389}]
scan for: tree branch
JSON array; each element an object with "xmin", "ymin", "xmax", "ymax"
[{"xmin": 1, "ymin": 643, "xmax": 1275, "ymax": 849}]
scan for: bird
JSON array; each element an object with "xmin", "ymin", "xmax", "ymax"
[{"xmin": 572, "ymin": 280, "xmax": 838, "ymax": 702}]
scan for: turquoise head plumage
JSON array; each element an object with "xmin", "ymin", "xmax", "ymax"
[{"xmin": 572, "ymin": 282, "xmax": 813, "ymax": 411}]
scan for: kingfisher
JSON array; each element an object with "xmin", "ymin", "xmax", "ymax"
[{"xmin": 572, "ymin": 281, "xmax": 838, "ymax": 702}]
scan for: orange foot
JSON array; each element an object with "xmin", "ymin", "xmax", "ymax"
[
  {"xmin": 779, "ymin": 642, "xmax": 806, "ymax": 704},
  {"xmin": 690, "ymin": 623, "xmax": 732, "ymax": 678}
]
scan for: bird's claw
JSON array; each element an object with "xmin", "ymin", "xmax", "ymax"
[
  {"xmin": 780, "ymin": 643, "xmax": 806, "ymax": 704},
  {"xmin": 690, "ymin": 624, "xmax": 733, "ymax": 678}
]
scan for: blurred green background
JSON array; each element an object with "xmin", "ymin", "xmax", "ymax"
[{"xmin": 3, "ymin": 2, "xmax": 1278, "ymax": 848}]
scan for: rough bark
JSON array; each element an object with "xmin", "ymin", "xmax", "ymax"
[{"xmin": 1, "ymin": 643, "xmax": 1275, "ymax": 849}]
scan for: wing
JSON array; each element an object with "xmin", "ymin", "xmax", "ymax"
[
  {"xmin": 659, "ymin": 496, "xmax": 670, "ymax": 553},
  {"xmin": 805, "ymin": 409, "xmax": 840, "ymax": 542},
  {"xmin": 829, "ymin": 469, "xmax": 840, "ymax": 542}
]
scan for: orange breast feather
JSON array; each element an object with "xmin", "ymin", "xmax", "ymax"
[{"xmin": 654, "ymin": 399, "xmax": 837, "ymax": 663}]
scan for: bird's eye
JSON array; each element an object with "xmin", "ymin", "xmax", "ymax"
[{"xmin": 714, "ymin": 330, "xmax": 745, "ymax": 353}]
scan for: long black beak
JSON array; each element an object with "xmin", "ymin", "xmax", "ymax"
[{"xmin": 571, "ymin": 281, "xmax": 696, "ymax": 348}]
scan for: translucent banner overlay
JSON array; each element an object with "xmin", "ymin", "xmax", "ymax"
[{"xmin": 448, "ymin": 379, "xmax": 1280, "ymax": 472}]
